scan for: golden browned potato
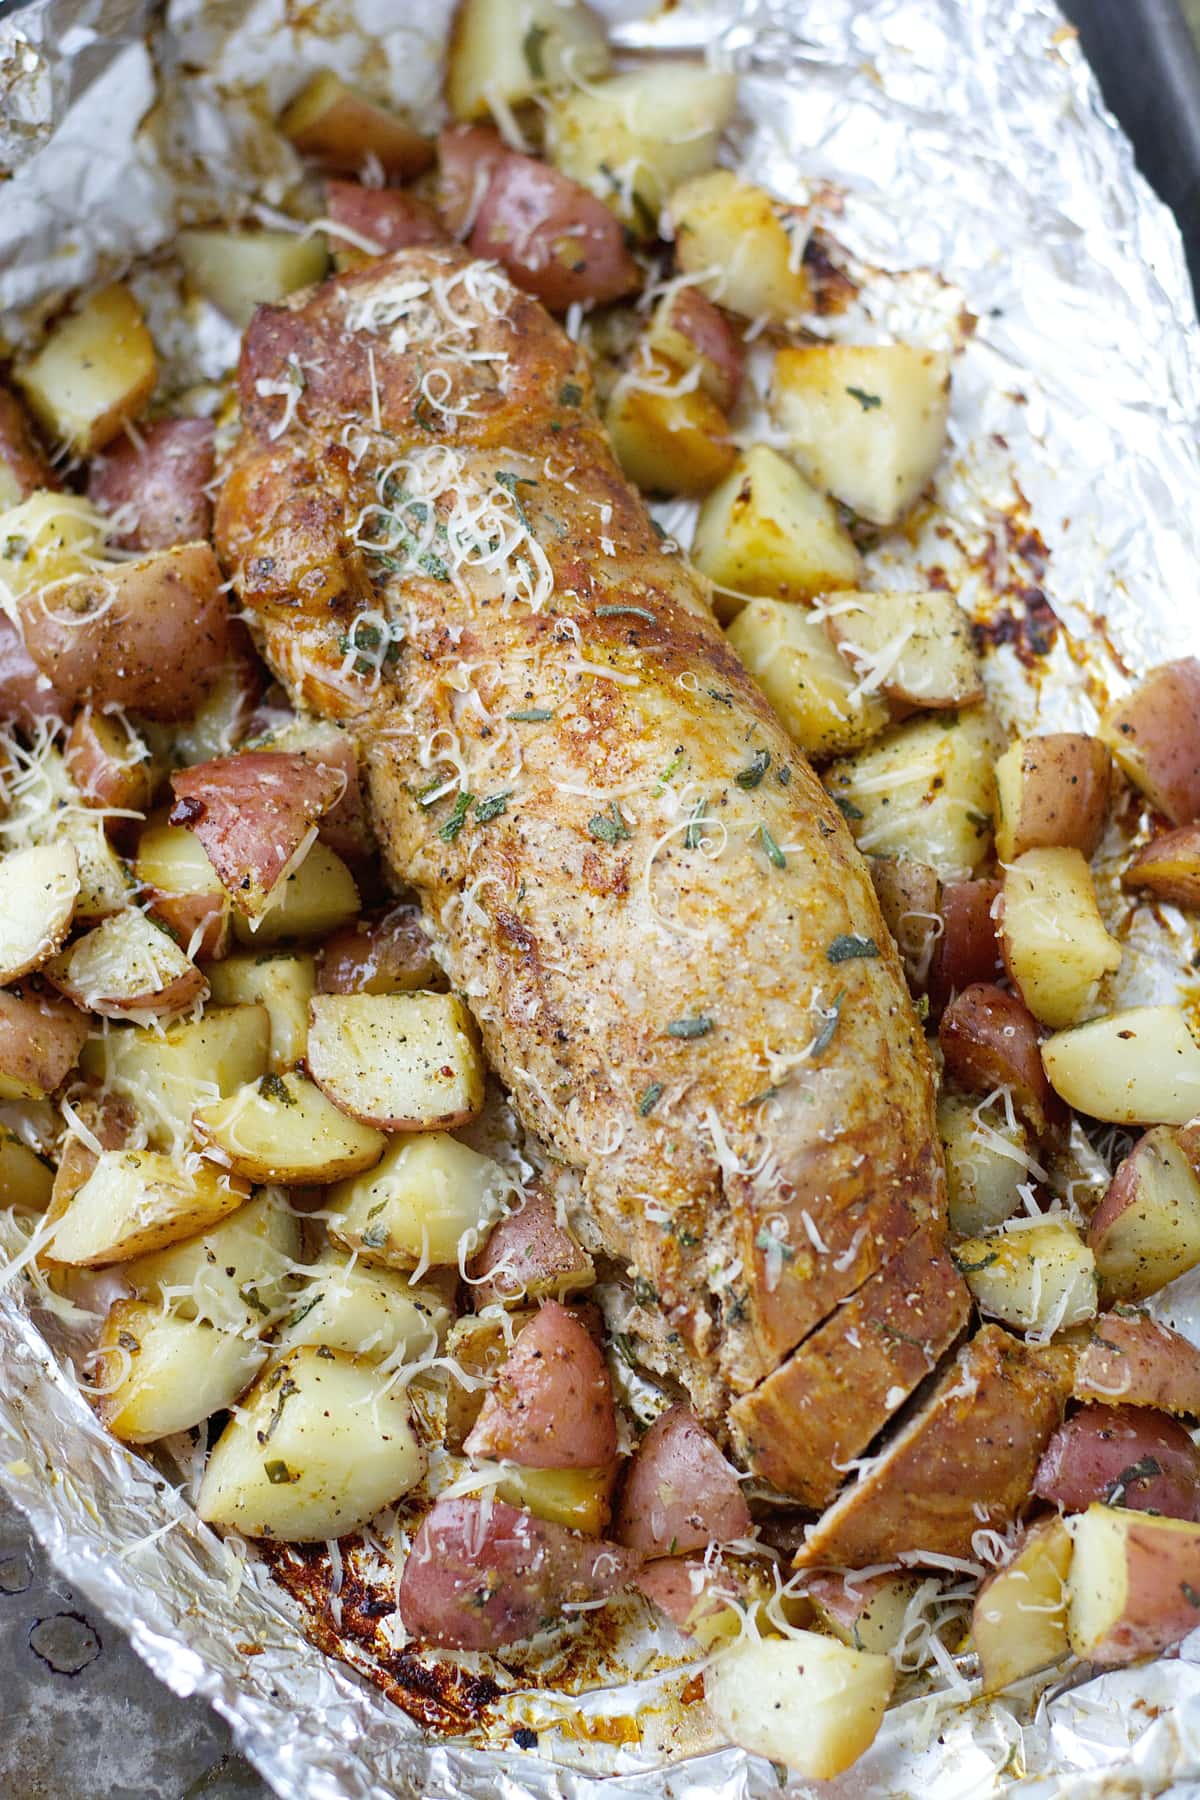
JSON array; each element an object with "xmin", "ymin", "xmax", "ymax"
[
  {"xmin": 706, "ymin": 1633, "xmax": 894, "ymax": 1782},
  {"xmin": 1067, "ymin": 1504, "xmax": 1200, "ymax": 1664},
  {"xmin": 16, "ymin": 284, "xmax": 156, "ymax": 453},
  {"xmin": 192, "ymin": 1070, "xmax": 386, "ymax": 1185},
  {"xmin": 669, "ymin": 170, "xmax": 811, "ymax": 324},
  {"xmin": 1000, "ymin": 847, "xmax": 1122, "ymax": 1030},
  {"xmin": 93, "ymin": 1298, "xmax": 267, "ymax": 1444},
  {"xmin": 973, "ymin": 1516, "xmax": 1072, "ymax": 1692},
  {"xmin": 306, "ymin": 991, "xmax": 485, "ymax": 1129},
  {"xmin": 994, "ymin": 732, "xmax": 1111, "ymax": 862},
  {"xmin": 445, "ymin": 0, "xmax": 610, "ymax": 125},
  {"xmin": 869, "ymin": 856, "xmax": 942, "ymax": 992},
  {"xmin": 178, "ymin": 230, "xmax": 330, "ymax": 331},
  {"xmin": 1100, "ymin": 659, "xmax": 1200, "ymax": 826},
  {"xmin": 954, "ymin": 1219, "xmax": 1097, "ymax": 1335},
  {"xmin": 0, "ymin": 843, "xmax": 78, "ymax": 984},
  {"xmin": 825, "ymin": 589, "xmax": 982, "ymax": 712},
  {"xmin": 692, "ymin": 445, "xmax": 862, "ymax": 610},
  {"xmin": 1087, "ymin": 1126, "xmax": 1200, "ymax": 1301},
  {"xmin": 326, "ymin": 1130, "xmax": 509, "ymax": 1267},
  {"xmin": 644, "ymin": 286, "xmax": 744, "ymax": 412},
  {"xmin": 79, "ymin": 1004, "xmax": 271, "ymax": 1149},
  {"xmin": 280, "ymin": 70, "xmax": 434, "ymax": 178},
  {"xmin": 1041, "ymin": 1006, "xmax": 1200, "ymax": 1126},
  {"xmin": 605, "ymin": 357, "xmax": 734, "ymax": 497},
  {"xmin": 46, "ymin": 1151, "xmax": 249, "ymax": 1266},
  {"xmin": 825, "ymin": 708, "xmax": 1000, "ymax": 876},
  {"xmin": 0, "ymin": 1130, "xmax": 53, "ymax": 1212},
  {"xmin": 65, "ymin": 710, "xmax": 159, "ymax": 821},
  {"xmin": 205, "ymin": 953, "xmax": 315, "ymax": 1071},
  {"xmin": 727, "ymin": 600, "xmax": 890, "ymax": 760},
  {"xmin": 1123, "ymin": 823, "xmax": 1200, "ymax": 908},
  {"xmin": 1073, "ymin": 1311, "xmax": 1200, "ymax": 1416}
]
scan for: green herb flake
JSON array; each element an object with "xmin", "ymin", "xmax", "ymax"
[
  {"xmin": 495, "ymin": 470, "xmax": 538, "ymax": 531},
  {"xmin": 777, "ymin": 766, "xmax": 791, "ymax": 786},
  {"xmin": 363, "ymin": 1223, "xmax": 389, "ymax": 1249},
  {"xmin": 264, "ymin": 1459, "xmax": 294, "ymax": 1485},
  {"xmin": 558, "ymin": 381, "xmax": 583, "ymax": 408},
  {"xmin": 588, "ymin": 804, "xmax": 631, "ymax": 845},
  {"xmin": 684, "ymin": 796, "xmax": 707, "ymax": 850},
  {"xmin": 474, "ymin": 791, "xmax": 511, "ymax": 824},
  {"xmin": 810, "ymin": 990, "xmax": 845, "ymax": 1058},
  {"xmin": 439, "ymin": 790, "xmax": 474, "ymax": 844},
  {"xmin": 654, "ymin": 753, "xmax": 683, "ymax": 794},
  {"xmin": 1106, "ymin": 1455, "xmax": 1163, "ymax": 1506},
  {"xmin": 417, "ymin": 779, "xmax": 446, "ymax": 808},
  {"xmin": 257, "ymin": 1376, "xmax": 298, "ymax": 1445},
  {"xmin": 707, "ymin": 687, "xmax": 734, "ymax": 707},
  {"xmin": 596, "ymin": 603, "xmax": 656, "ymax": 624},
  {"xmin": 507, "ymin": 708, "xmax": 555, "ymax": 723},
  {"xmin": 758, "ymin": 824, "xmax": 786, "ymax": 870},
  {"xmin": 419, "ymin": 549, "xmax": 451, "ymax": 583},
  {"xmin": 522, "ymin": 19, "xmax": 548, "ymax": 79},
  {"xmin": 286, "ymin": 1294, "xmax": 322, "ymax": 1331},
  {"xmin": 755, "ymin": 1225, "xmax": 795, "ymax": 1261},
  {"xmin": 260, "ymin": 1071, "xmax": 296, "ymax": 1107},
  {"xmin": 612, "ymin": 1332, "xmax": 640, "ymax": 1369},
  {"xmin": 833, "ymin": 795, "xmax": 864, "ymax": 821},
  {"xmin": 239, "ymin": 1285, "xmax": 272, "ymax": 1318},
  {"xmin": 638, "ymin": 1082, "xmax": 664, "ymax": 1117},
  {"xmin": 735, "ymin": 748, "xmax": 771, "ymax": 789},
  {"xmin": 632, "ymin": 1275, "xmax": 659, "ymax": 1308},
  {"xmin": 846, "ymin": 385, "xmax": 882, "ymax": 410},
  {"xmin": 666, "ymin": 1015, "xmax": 714, "ymax": 1040},
  {"xmin": 953, "ymin": 1250, "xmax": 1000, "ymax": 1276},
  {"xmin": 827, "ymin": 932, "xmax": 880, "ymax": 964}
]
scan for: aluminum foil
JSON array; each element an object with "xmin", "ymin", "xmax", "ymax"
[{"xmin": 2, "ymin": 0, "xmax": 1200, "ymax": 1795}]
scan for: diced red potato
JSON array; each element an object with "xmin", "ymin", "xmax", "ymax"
[
  {"xmin": 868, "ymin": 857, "xmax": 941, "ymax": 995},
  {"xmin": 280, "ymin": 71, "xmax": 435, "ymax": 181},
  {"xmin": 615, "ymin": 1405, "xmax": 750, "ymax": 1556},
  {"xmin": 49, "ymin": 1093, "xmax": 137, "ymax": 1216},
  {"xmin": 325, "ymin": 180, "xmax": 448, "ymax": 260},
  {"xmin": 86, "ymin": 419, "xmax": 215, "ymax": 552},
  {"xmin": 44, "ymin": 909, "xmax": 207, "ymax": 1023},
  {"xmin": 928, "ymin": 879, "xmax": 1003, "ymax": 1011},
  {"xmin": 994, "ymin": 733, "xmax": 1112, "ymax": 863},
  {"xmin": 0, "ymin": 386, "xmax": 57, "ymax": 506},
  {"xmin": 316, "ymin": 905, "xmax": 441, "ymax": 995},
  {"xmin": 805, "ymin": 1570, "xmax": 931, "ymax": 1656},
  {"xmin": 1033, "ymin": 1403, "xmax": 1200, "ymax": 1520},
  {"xmin": 938, "ymin": 982, "xmax": 1064, "ymax": 1141},
  {"xmin": 1088, "ymin": 1127, "xmax": 1200, "ymax": 1302},
  {"xmin": 169, "ymin": 752, "xmax": 346, "ymax": 918},
  {"xmin": 301, "ymin": 733, "xmax": 371, "ymax": 865},
  {"xmin": 1074, "ymin": 1312, "xmax": 1200, "ymax": 1416},
  {"xmin": 18, "ymin": 542, "xmax": 233, "ymax": 722},
  {"xmin": 635, "ymin": 1555, "xmax": 747, "ymax": 1642},
  {"xmin": 1068, "ymin": 1504, "xmax": 1200, "ymax": 1665},
  {"xmin": 1100, "ymin": 658, "xmax": 1200, "ymax": 826},
  {"xmin": 467, "ymin": 1189, "xmax": 595, "ymax": 1306},
  {"xmin": 147, "ymin": 890, "xmax": 231, "ymax": 962},
  {"xmin": 65, "ymin": 709, "xmax": 158, "ymax": 821},
  {"xmin": 468, "ymin": 153, "xmax": 641, "ymax": 311},
  {"xmin": 464, "ymin": 1300, "xmax": 617, "ymax": 1469},
  {"xmin": 1123, "ymin": 824, "xmax": 1200, "ymax": 909},
  {"xmin": 0, "ymin": 614, "xmax": 62, "ymax": 727},
  {"xmin": 645, "ymin": 286, "xmax": 744, "ymax": 412},
  {"xmin": 398, "ymin": 1496, "xmax": 641, "ymax": 1650},
  {"xmin": 437, "ymin": 123, "xmax": 509, "ymax": 237},
  {"xmin": 972, "ymin": 1516, "xmax": 1073, "ymax": 1693},
  {"xmin": 0, "ymin": 985, "xmax": 89, "ymax": 1101}
]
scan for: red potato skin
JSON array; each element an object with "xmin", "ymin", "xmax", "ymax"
[
  {"xmin": 0, "ymin": 614, "xmax": 63, "ymax": 727},
  {"xmin": 1106, "ymin": 658, "xmax": 1200, "ymax": 826},
  {"xmin": 437, "ymin": 124, "xmax": 508, "ymax": 237},
  {"xmin": 325, "ymin": 180, "xmax": 448, "ymax": 257},
  {"xmin": 635, "ymin": 1555, "xmax": 742, "ymax": 1636},
  {"xmin": 87, "ymin": 419, "xmax": 215, "ymax": 551},
  {"xmin": 1075, "ymin": 1312, "xmax": 1200, "ymax": 1416},
  {"xmin": 144, "ymin": 890, "xmax": 231, "ymax": 962},
  {"xmin": 298, "ymin": 733, "xmax": 372, "ymax": 865},
  {"xmin": 45, "ymin": 951, "xmax": 207, "ymax": 1023},
  {"xmin": 169, "ymin": 751, "xmax": 346, "ymax": 914},
  {"xmin": 316, "ymin": 904, "xmax": 440, "ymax": 994},
  {"xmin": 656, "ymin": 287, "xmax": 744, "ymax": 413},
  {"xmin": 939, "ymin": 982, "xmax": 1064, "ymax": 1142},
  {"xmin": 287, "ymin": 93, "xmax": 434, "ymax": 182},
  {"xmin": 398, "ymin": 1497, "xmax": 641, "ymax": 1650},
  {"xmin": 468, "ymin": 154, "xmax": 641, "ymax": 312},
  {"xmin": 614, "ymin": 1405, "xmax": 750, "ymax": 1556},
  {"xmin": 464, "ymin": 1300, "xmax": 618, "ymax": 1468},
  {"xmin": 1123, "ymin": 824, "xmax": 1200, "ymax": 909},
  {"xmin": 467, "ymin": 1188, "xmax": 594, "ymax": 1306},
  {"xmin": 928, "ymin": 880, "xmax": 1003, "ymax": 1013},
  {"xmin": 0, "ymin": 386, "xmax": 57, "ymax": 499},
  {"xmin": 1083, "ymin": 1510, "xmax": 1200, "ymax": 1665},
  {"xmin": 0, "ymin": 985, "xmax": 89, "ymax": 1097},
  {"xmin": 18, "ymin": 543, "xmax": 233, "ymax": 722},
  {"xmin": 1034, "ymin": 1403, "xmax": 1200, "ymax": 1519},
  {"xmin": 65, "ymin": 710, "xmax": 157, "ymax": 822}
]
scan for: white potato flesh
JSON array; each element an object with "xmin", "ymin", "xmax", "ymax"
[
  {"xmin": 178, "ymin": 230, "xmax": 329, "ymax": 330},
  {"xmin": 0, "ymin": 1129, "xmax": 53, "ymax": 1211},
  {"xmin": 134, "ymin": 819, "xmax": 224, "ymax": 901},
  {"xmin": 825, "ymin": 708, "xmax": 1000, "ymax": 877},
  {"xmin": 231, "ymin": 841, "xmax": 359, "ymax": 947},
  {"xmin": 705, "ymin": 1631, "xmax": 894, "ymax": 1781},
  {"xmin": 772, "ymin": 344, "xmax": 951, "ymax": 527},
  {"xmin": 548, "ymin": 65, "xmax": 736, "ymax": 232},
  {"xmin": 46, "ymin": 1150, "xmax": 249, "ymax": 1266},
  {"xmin": 1001, "ymin": 848, "xmax": 1122, "ymax": 1030},
  {"xmin": 197, "ymin": 1345, "xmax": 425, "ymax": 1539},
  {"xmin": 727, "ymin": 600, "xmax": 889, "ymax": 759},
  {"xmin": 693, "ymin": 445, "xmax": 861, "ymax": 611},
  {"xmin": 0, "ymin": 842, "xmax": 79, "ymax": 982},
  {"xmin": 206, "ymin": 952, "xmax": 315, "ymax": 1071},
  {"xmin": 670, "ymin": 170, "xmax": 809, "ymax": 324},
  {"xmin": 1067, "ymin": 1504, "xmax": 1200, "ymax": 1664},
  {"xmin": 447, "ymin": 0, "xmax": 610, "ymax": 121},
  {"xmin": 274, "ymin": 1248, "xmax": 451, "ymax": 1361},
  {"xmin": 974, "ymin": 1517, "xmax": 1072, "ymax": 1692},
  {"xmin": 47, "ymin": 907, "xmax": 206, "ymax": 1022},
  {"xmin": 307, "ymin": 991, "xmax": 484, "ymax": 1130},
  {"xmin": 0, "ymin": 491, "xmax": 109, "ymax": 598},
  {"xmin": 1042, "ymin": 1006, "xmax": 1200, "ymax": 1126},
  {"xmin": 79, "ymin": 1003, "xmax": 271, "ymax": 1149},
  {"xmin": 328, "ymin": 1131, "xmax": 511, "ymax": 1268},
  {"xmin": 193, "ymin": 1070, "xmax": 385, "ymax": 1185},
  {"xmin": 122, "ymin": 1188, "xmax": 303, "ymax": 1329},
  {"xmin": 59, "ymin": 811, "xmax": 135, "ymax": 920},
  {"xmin": 955, "ymin": 1220, "xmax": 1098, "ymax": 1334},
  {"xmin": 824, "ymin": 590, "xmax": 982, "ymax": 711},
  {"xmin": 938, "ymin": 1093, "xmax": 1032, "ymax": 1236},
  {"xmin": 16, "ymin": 284, "xmax": 157, "ymax": 453},
  {"xmin": 95, "ymin": 1299, "xmax": 266, "ymax": 1444}
]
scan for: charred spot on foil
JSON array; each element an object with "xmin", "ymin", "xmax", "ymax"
[
  {"xmin": 513, "ymin": 1727, "xmax": 539, "ymax": 1749},
  {"xmin": 28, "ymin": 1610, "xmax": 101, "ymax": 1675},
  {"xmin": 803, "ymin": 230, "xmax": 858, "ymax": 314},
  {"xmin": 972, "ymin": 589, "xmax": 1060, "ymax": 667}
]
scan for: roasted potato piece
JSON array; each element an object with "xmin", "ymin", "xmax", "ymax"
[
  {"xmin": 87, "ymin": 417, "xmax": 215, "ymax": 552},
  {"xmin": 927, "ymin": 877, "xmax": 1003, "ymax": 1011},
  {"xmin": 1088, "ymin": 1126, "xmax": 1200, "ymax": 1300},
  {"xmin": 240, "ymin": 714, "xmax": 369, "ymax": 867},
  {"xmin": 316, "ymin": 905, "xmax": 441, "ymax": 995},
  {"xmin": 123, "ymin": 1187, "xmax": 302, "ymax": 1330},
  {"xmin": 280, "ymin": 70, "xmax": 434, "ymax": 179},
  {"xmin": 93, "ymin": 1298, "xmax": 266, "ymax": 1444},
  {"xmin": 328, "ymin": 1130, "xmax": 509, "ymax": 1268},
  {"xmin": 669, "ymin": 170, "xmax": 810, "ymax": 324},
  {"xmin": 994, "ymin": 733, "xmax": 1111, "ymax": 863},
  {"xmin": 972, "ymin": 1517, "xmax": 1072, "ymax": 1693},
  {"xmin": 465, "ymin": 1300, "xmax": 617, "ymax": 1469},
  {"xmin": 1099, "ymin": 658, "xmax": 1200, "ymax": 826},
  {"xmin": 644, "ymin": 285, "xmax": 743, "ymax": 412},
  {"xmin": 134, "ymin": 817, "xmax": 231, "ymax": 962},
  {"xmin": 470, "ymin": 153, "xmax": 640, "ymax": 312},
  {"xmin": 1067, "ymin": 1504, "xmax": 1200, "ymax": 1664},
  {"xmin": 46, "ymin": 1151, "xmax": 248, "ymax": 1266},
  {"xmin": 0, "ymin": 985, "xmax": 88, "ymax": 1102},
  {"xmin": 1035, "ymin": 1404, "xmax": 1200, "ymax": 1519},
  {"xmin": 939, "ymin": 983, "xmax": 1061, "ymax": 1141},
  {"xmin": 436, "ymin": 123, "xmax": 509, "ymax": 235},
  {"xmin": 0, "ymin": 1129, "xmax": 53, "ymax": 1212},
  {"xmin": 306, "ymin": 991, "xmax": 484, "ymax": 1130},
  {"xmin": 606, "ymin": 356, "xmax": 734, "ymax": 497},
  {"xmin": 16, "ymin": 284, "xmax": 156, "ymax": 453},
  {"xmin": 179, "ymin": 230, "xmax": 329, "ymax": 331},
  {"xmin": 274, "ymin": 1247, "xmax": 450, "ymax": 1362},
  {"xmin": 193, "ymin": 1070, "xmax": 385, "ymax": 1186},
  {"xmin": 1074, "ymin": 1310, "xmax": 1200, "ymax": 1416},
  {"xmin": 205, "ymin": 952, "xmax": 315, "ymax": 1071},
  {"xmin": 325, "ymin": 180, "xmax": 446, "ymax": 268},
  {"xmin": 825, "ymin": 708, "xmax": 999, "ymax": 876},
  {"xmin": 868, "ymin": 856, "xmax": 942, "ymax": 992},
  {"xmin": 635, "ymin": 1554, "xmax": 754, "ymax": 1649},
  {"xmin": 614, "ymin": 1404, "xmax": 749, "ymax": 1554},
  {"xmin": 1123, "ymin": 823, "xmax": 1200, "ymax": 909},
  {"xmin": 45, "ymin": 909, "xmax": 206, "ymax": 1023},
  {"xmin": 198, "ymin": 1345, "xmax": 425, "ymax": 1540},
  {"xmin": 706, "ymin": 1632, "xmax": 894, "ymax": 1783},
  {"xmin": 170, "ymin": 645, "xmax": 266, "ymax": 773},
  {"xmin": 467, "ymin": 1188, "xmax": 594, "ymax": 1306},
  {"xmin": 0, "ymin": 489, "xmax": 107, "ymax": 599},
  {"xmin": 1000, "ymin": 847, "xmax": 1122, "ymax": 1029},
  {"xmin": 80, "ymin": 1003, "xmax": 271, "ymax": 1149},
  {"xmin": 446, "ymin": 0, "xmax": 610, "ymax": 124},
  {"xmin": 230, "ymin": 840, "xmax": 360, "ymax": 947},
  {"xmin": 170, "ymin": 752, "xmax": 345, "ymax": 920},
  {"xmin": 442, "ymin": 1309, "xmax": 531, "ymax": 1451},
  {"xmin": 0, "ymin": 842, "xmax": 78, "ymax": 983},
  {"xmin": 1042, "ymin": 1006, "xmax": 1200, "ymax": 1126},
  {"xmin": 0, "ymin": 386, "xmax": 55, "ymax": 509},
  {"xmin": 938, "ymin": 1091, "xmax": 1035, "ymax": 1236},
  {"xmin": 0, "ymin": 614, "xmax": 61, "ymax": 728},
  {"xmin": 727, "ymin": 600, "xmax": 889, "ymax": 760},
  {"xmin": 954, "ymin": 1219, "xmax": 1097, "ymax": 1335},
  {"xmin": 693, "ymin": 445, "xmax": 862, "ymax": 610},
  {"xmin": 772, "ymin": 343, "xmax": 951, "ymax": 527},
  {"xmin": 806, "ymin": 1571, "xmax": 930, "ymax": 1656},
  {"xmin": 65, "ymin": 710, "xmax": 158, "ymax": 822},
  {"xmin": 825, "ymin": 589, "xmax": 982, "ymax": 711},
  {"xmin": 493, "ymin": 1463, "xmax": 618, "ymax": 1537}
]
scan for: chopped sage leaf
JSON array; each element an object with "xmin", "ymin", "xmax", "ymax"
[
  {"xmin": 827, "ymin": 933, "xmax": 879, "ymax": 963},
  {"xmin": 507, "ymin": 708, "xmax": 554, "ymax": 722},
  {"xmin": 833, "ymin": 795, "xmax": 864, "ymax": 821},
  {"xmin": 638, "ymin": 1082, "xmax": 664, "ymax": 1117},
  {"xmin": 846, "ymin": 385, "xmax": 882, "ymax": 410},
  {"xmin": 439, "ymin": 790, "xmax": 473, "ymax": 843},
  {"xmin": 264, "ymin": 1459, "xmax": 294, "ymax": 1485},
  {"xmin": 474, "ymin": 791, "xmax": 511, "ymax": 824},
  {"xmin": 735, "ymin": 748, "xmax": 771, "ymax": 789},
  {"xmin": 588, "ymin": 804, "xmax": 631, "ymax": 844},
  {"xmin": 759, "ymin": 824, "xmax": 786, "ymax": 869},
  {"xmin": 810, "ymin": 990, "xmax": 845, "ymax": 1058},
  {"xmin": 667, "ymin": 1015, "xmax": 713, "ymax": 1040},
  {"xmin": 596, "ymin": 604, "xmax": 655, "ymax": 623}
]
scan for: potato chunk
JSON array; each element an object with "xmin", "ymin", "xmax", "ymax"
[
  {"xmin": 954, "ymin": 1219, "xmax": 1097, "ymax": 1335},
  {"xmin": 705, "ymin": 1632, "xmax": 894, "ymax": 1781},
  {"xmin": 231, "ymin": 840, "xmax": 359, "ymax": 947},
  {"xmin": 16, "ymin": 285, "xmax": 156, "ymax": 453},
  {"xmin": 1000, "ymin": 847, "xmax": 1121, "ymax": 1030},
  {"xmin": 197, "ymin": 1346, "xmax": 425, "ymax": 1540},
  {"xmin": 1041, "ymin": 1006, "xmax": 1200, "ymax": 1126},
  {"xmin": 1088, "ymin": 1126, "xmax": 1200, "ymax": 1301},
  {"xmin": 938, "ymin": 1092, "xmax": 1033, "ymax": 1236},
  {"xmin": 772, "ymin": 344, "xmax": 951, "ymax": 526},
  {"xmin": 274, "ymin": 1248, "xmax": 450, "ymax": 1361},
  {"xmin": 206, "ymin": 952, "xmax": 315, "ymax": 1071},
  {"xmin": 973, "ymin": 1517, "xmax": 1072, "ymax": 1692},
  {"xmin": 824, "ymin": 590, "xmax": 982, "ymax": 711},
  {"xmin": 447, "ymin": 0, "xmax": 610, "ymax": 123},
  {"xmin": 1068, "ymin": 1504, "xmax": 1200, "ymax": 1665},
  {"xmin": 123, "ymin": 1187, "xmax": 302, "ymax": 1330},
  {"xmin": 0, "ymin": 1130, "xmax": 53, "ymax": 1211},
  {"xmin": 135, "ymin": 818, "xmax": 231, "ymax": 962},
  {"xmin": 306, "ymin": 991, "xmax": 483, "ymax": 1131},
  {"xmin": 179, "ymin": 230, "xmax": 329, "ymax": 331},
  {"xmin": 692, "ymin": 446, "xmax": 862, "ymax": 611},
  {"xmin": 46, "ymin": 908, "xmax": 207, "ymax": 1023},
  {"xmin": 94, "ymin": 1299, "xmax": 266, "ymax": 1444},
  {"xmin": 280, "ymin": 70, "xmax": 433, "ymax": 178},
  {"xmin": 79, "ymin": 1003, "xmax": 271, "ymax": 1149},
  {"xmin": 994, "ymin": 733, "xmax": 1111, "ymax": 862},
  {"xmin": 669, "ymin": 171, "xmax": 810, "ymax": 324},
  {"xmin": 825, "ymin": 708, "xmax": 999, "ymax": 876},
  {"xmin": 0, "ymin": 842, "xmax": 78, "ymax": 983},
  {"xmin": 727, "ymin": 600, "xmax": 889, "ymax": 760},
  {"xmin": 1124, "ymin": 825, "xmax": 1200, "ymax": 909},
  {"xmin": 46, "ymin": 1151, "xmax": 248, "ymax": 1266},
  {"xmin": 328, "ymin": 1131, "xmax": 510, "ymax": 1268},
  {"xmin": 1099, "ymin": 658, "xmax": 1200, "ymax": 827},
  {"xmin": 605, "ymin": 357, "xmax": 734, "ymax": 497},
  {"xmin": 193, "ymin": 1070, "xmax": 385, "ymax": 1185}
]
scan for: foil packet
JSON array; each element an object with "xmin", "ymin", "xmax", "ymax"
[{"xmin": 2, "ymin": 1, "xmax": 1200, "ymax": 1795}]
